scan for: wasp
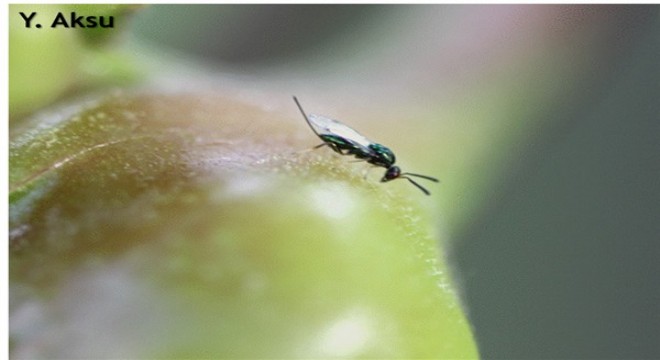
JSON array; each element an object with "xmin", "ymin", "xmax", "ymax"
[{"xmin": 293, "ymin": 96, "xmax": 439, "ymax": 195}]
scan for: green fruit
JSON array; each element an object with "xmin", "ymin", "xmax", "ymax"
[
  {"xmin": 9, "ymin": 4, "xmax": 142, "ymax": 119},
  {"xmin": 10, "ymin": 93, "xmax": 478, "ymax": 358},
  {"xmin": 9, "ymin": 5, "xmax": 82, "ymax": 117}
]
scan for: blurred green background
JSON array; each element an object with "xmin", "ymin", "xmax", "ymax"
[
  {"xmin": 9, "ymin": 4, "xmax": 660, "ymax": 358},
  {"xmin": 130, "ymin": 5, "xmax": 660, "ymax": 358}
]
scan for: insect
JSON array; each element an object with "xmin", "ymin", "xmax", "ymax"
[{"xmin": 293, "ymin": 96, "xmax": 439, "ymax": 195}]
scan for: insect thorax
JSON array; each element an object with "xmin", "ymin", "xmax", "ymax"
[{"xmin": 368, "ymin": 143, "xmax": 396, "ymax": 167}]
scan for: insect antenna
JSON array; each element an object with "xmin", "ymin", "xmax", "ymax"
[
  {"xmin": 403, "ymin": 176, "xmax": 431, "ymax": 195},
  {"xmin": 402, "ymin": 172, "xmax": 440, "ymax": 183},
  {"xmin": 293, "ymin": 96, "xmax": 322, "ymax": 138}
]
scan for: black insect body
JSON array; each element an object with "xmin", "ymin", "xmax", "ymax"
[{"xmin": 293, "ymin": 96, "xmax": 439, "ymax": 195}]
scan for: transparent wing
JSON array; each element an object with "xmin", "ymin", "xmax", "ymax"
[{"xmin": 308, "ymin": 114, "xmax": 374, "ymax": 153}]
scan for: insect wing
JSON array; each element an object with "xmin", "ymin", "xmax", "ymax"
[{"xmin": 308, "ymin": 114, "xmax": 375, "ymax": 154}]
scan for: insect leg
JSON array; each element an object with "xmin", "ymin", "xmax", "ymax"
[
  {"xmin": 296, "ymin": 143, "xmax": 326, "ymax": 154},
  {"xmin": 362, "ymin": 165, "xmax": 377, "ymax": 180},
  {"xmin": 312, "ymin": 142, "xmax": 343, "ymax": 155}
]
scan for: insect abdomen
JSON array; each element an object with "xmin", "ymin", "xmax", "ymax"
[{"xmin": 320, "ymin": 135, "xmax": 374, "ymax": 160}]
